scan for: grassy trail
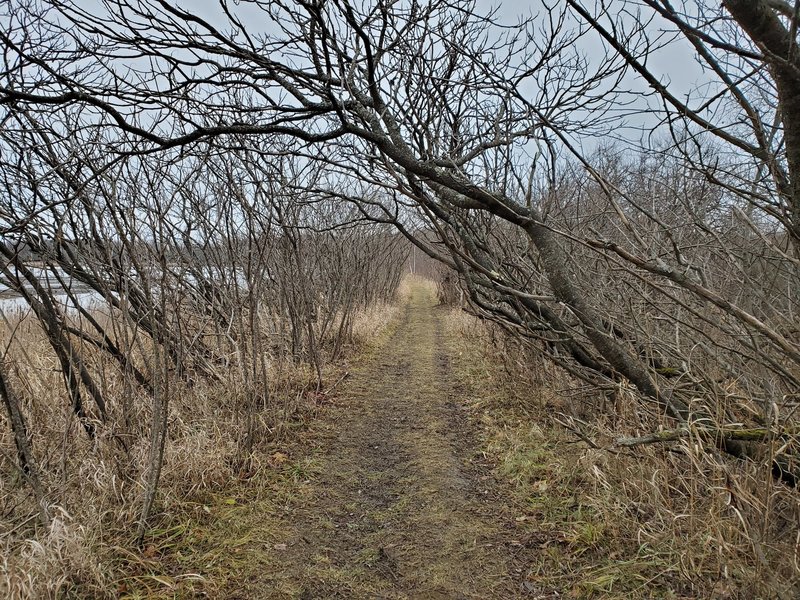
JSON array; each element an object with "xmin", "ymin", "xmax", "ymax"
[
  {"xmin": 140, "ymin": 278, "xmax": 781, "ymax": 599},
  {"xmin": 202, "ymin": 280, "xmax": 526, "ymax": 599}
]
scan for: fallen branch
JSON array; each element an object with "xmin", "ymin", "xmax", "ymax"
[
  {"xmin": 554, "ymin": 415, "xmax": 601, "ymax": 449},
  {"xmin": 616, "ymin": 425, "xmax": 800, "ymax": 447}
]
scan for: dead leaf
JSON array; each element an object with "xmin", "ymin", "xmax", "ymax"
[
  {"xmin": 270, "ymin": 452, "xmax": 289, "ymax": 466},
  {"xmin": 532, "ymin": 480, "xmax": 549, "ymax": 493}
]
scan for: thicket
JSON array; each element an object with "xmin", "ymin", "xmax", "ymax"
[
  {"xmin": 0, "ymin": 146, "xmax": 406, "ymax": 596},
  {"xmin": 1, "ymin": 0, "xmax": 799, "ymax": 595}
]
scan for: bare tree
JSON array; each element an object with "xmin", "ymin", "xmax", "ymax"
[{"xmin": 1, "ymin": 1, "xmax": 799, "ymax": 590}]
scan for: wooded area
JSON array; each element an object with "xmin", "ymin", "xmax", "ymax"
[{"xmin": 1, "ymin": 0, "xmax": 799, "ymax": 597}]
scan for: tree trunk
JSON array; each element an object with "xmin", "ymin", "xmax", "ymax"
[{"xmin": 723, "ymin": 0, "xmax": 800, "ymax": 249}]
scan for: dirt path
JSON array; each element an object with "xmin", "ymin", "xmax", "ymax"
[{"xmin": 225, "ymin": 282, "xmax": 525, "ymax": 599}]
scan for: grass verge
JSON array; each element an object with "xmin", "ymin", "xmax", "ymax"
[{"xmin": 442, "ymin": 308, "xmax": 799, "ymax": 599}]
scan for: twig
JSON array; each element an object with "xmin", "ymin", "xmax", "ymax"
[
  {"xmin": 323, "ymin": 371, "xmax": 350, "ymax": 396},
  {"xmin": 553, "ymin": 414, "xmax": 616, "ymax": 453}
]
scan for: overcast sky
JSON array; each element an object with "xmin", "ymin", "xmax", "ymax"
[{"xmin": 62, "ymin": 0, "xmax": 708, "ymax": 147}]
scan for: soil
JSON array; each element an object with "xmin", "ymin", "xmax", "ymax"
[{"xmin": 215, "ymin": 283, "xmax": 530, "ymax": 599}]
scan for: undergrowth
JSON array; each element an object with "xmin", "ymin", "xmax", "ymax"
[
  {"xmin": 7, "ymin": 277, "xmax": 797, "ymax": 598},
  {"xmin": 0, "ymin": 278, "xmax": 417, "ymax": 599},
  {"xmin": 443, "ymin": 308, "xmax": 800, "ymax": 599}
]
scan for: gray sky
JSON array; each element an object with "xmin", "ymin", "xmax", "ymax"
[{"xmin": 64, "ymin": 0, "xmax": 709, "ymax": 148}]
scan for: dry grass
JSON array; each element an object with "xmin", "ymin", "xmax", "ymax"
[
  {"xmin": 6, "ymin": 277, "xmax": 797, "ymax": 598},
  {"xmin": 0, "ymin": 281, "xmax": 409, "ymax": 599},
  {"xmin": 443, "ymin": 308, "xmax": 800, "ymax": 599},
  {"xmin": 350, "ymin": 299, "xmax": 402, "ymax": 347},
  {"xmin": 1, "ymin": 508, "xmax": 108, "ymax": 600}
]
